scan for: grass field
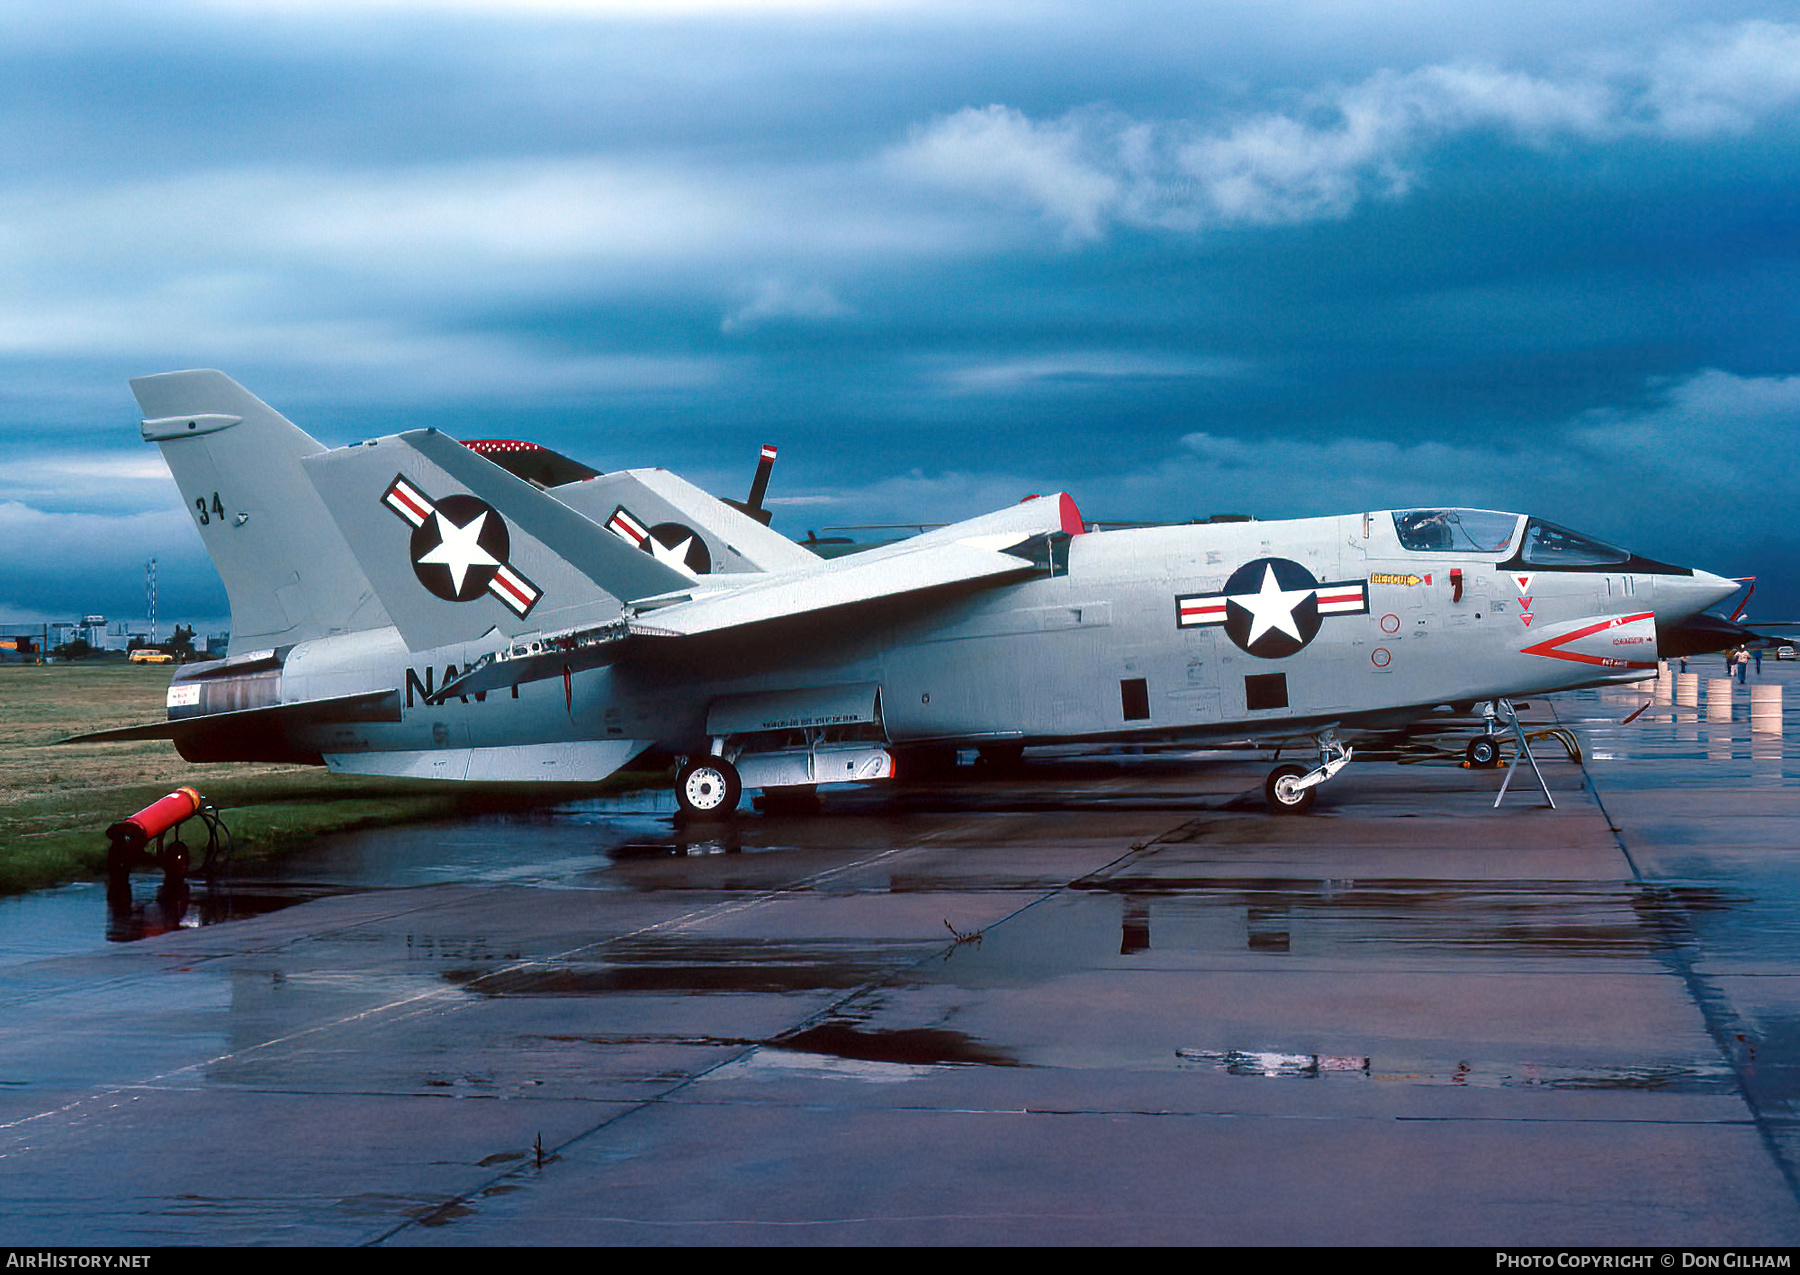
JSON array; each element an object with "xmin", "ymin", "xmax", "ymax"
[{"xmin": 0, "ymin": 663, "xmax": 630, "ymax": 895}]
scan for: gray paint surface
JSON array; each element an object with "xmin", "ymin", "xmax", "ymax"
[{"xmin": 126, "ymin": 373, "xmax": 1742, "ymax": 800}]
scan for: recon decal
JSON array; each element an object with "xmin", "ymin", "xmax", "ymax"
[
  {"xmin": 1177, "ymin": 557, "xmax": 1369, "ymax": 659},
  {"xmin": 383, "ymin": 475, "xmax": 541, "ymax": 617}
]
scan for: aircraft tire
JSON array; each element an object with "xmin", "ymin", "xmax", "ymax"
[
  {"xmin": 1264, "ymin": 763, "xmax": 1316, "ymax": 815},
  {"xmin": 1465, "ymin": 736, "xmax": 1503, "ymax": 769},
  {"xmin": 676, "ymin": 756, "xmax": 742, "ymax": 819}
]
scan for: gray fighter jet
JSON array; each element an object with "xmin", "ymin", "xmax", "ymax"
[{"xmin": 79, "ymin": 370, "xmax": 1741, "ymax": 816}]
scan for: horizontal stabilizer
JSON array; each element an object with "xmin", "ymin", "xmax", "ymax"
[
  {"xmin": 64, "ymin": 689, "xmax": 401, "ymax": 743},
  {"xmin": 63, "ymin": 689, "xmax": 401, "ymax": 764}
]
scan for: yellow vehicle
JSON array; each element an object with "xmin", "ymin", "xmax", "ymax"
[{"xmin": 129, "ymin": 648, "xmax": 174, "ymax": 664}]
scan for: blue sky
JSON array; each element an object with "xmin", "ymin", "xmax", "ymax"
[{"xmin": 3, "ymin": 0, "xmax": 1799, "ymax": 632}]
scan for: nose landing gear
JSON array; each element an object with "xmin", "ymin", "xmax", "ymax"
[{"xmin": 1465, "ymin": 734, "xmax": 1503, "ymax": 769}]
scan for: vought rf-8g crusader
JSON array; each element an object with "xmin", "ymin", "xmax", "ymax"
[{"xmin": 75, "ymin": 370, "xmax": 1744, "ymax": 816}]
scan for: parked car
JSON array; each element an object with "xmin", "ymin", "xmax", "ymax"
[{"xmin": 1776, "ymin": 645, "xmax": 1797, "ymax": 661}]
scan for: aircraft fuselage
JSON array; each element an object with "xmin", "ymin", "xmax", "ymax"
[{"xmin": 238, "ymin": 509, "xmax": 1726, "ymax": 778}]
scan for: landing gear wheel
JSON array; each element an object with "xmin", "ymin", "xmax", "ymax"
[
  {"xmin": 676, "ymin": 756, "xmax": 741, "ymax": 819},
  {"xmin": 1465, "ymin": 735, "xmax": 1503, "ymax": 769},
  {"xmin": 1265, "ymin": 763, "xmax": 1316, "ymax": 815}
]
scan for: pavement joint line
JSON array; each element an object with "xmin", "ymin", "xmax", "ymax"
[
  {"xmin": 366, "ymin": 827, "xmax": 974, "ymax": 1245},
  {"xmin": 1554, "ymin": 696, "xmax": 1800, "ymax": 1212},
  {"xmin": 0, "ymin": 833, "xmax": 952, "ymax": 1170},
  {"xmin": 1, "ymin": 829, "xmax": 976, "ymax": 1241},
  {"xmin": 370, "ymin": 816, "xmax": 1175, "ymax": 1246}
]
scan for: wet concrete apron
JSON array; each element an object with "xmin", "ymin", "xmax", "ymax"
[{"xmin": 3, "ymin": 672, "xmax": 1798, "ymax": 1245}]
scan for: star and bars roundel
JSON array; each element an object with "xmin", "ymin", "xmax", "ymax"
[
  {"xmin": 603, "ymin": 504, "xmax": 711, "ymax": 577},
  {"xmin": 1176, "ymin": 557, "xmax": 1369, "ymax": 659},
  {"xmin": 383, "ymin": 475, "xmax": 542, "ymax": 618}
]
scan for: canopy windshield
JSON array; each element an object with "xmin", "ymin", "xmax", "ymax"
[
  {"xmin": 1391, "ymin": 509, "xmax": 1521, "ymax": 554},
  {"xmin": 1520, "ymin": 518, "xmax": 1631, "ymax": 567}
]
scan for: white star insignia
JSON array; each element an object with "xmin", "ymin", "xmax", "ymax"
[
  {"xmin": 418, "ymin": 508, "xmax": 499, "ymax": 594},
  {"xmin": 648, "ymin": 531, "xmax": 699, "ymax": 578},
  {"xmin": 1232, "ymin": 564, "xmax": 1314, "ymax": 646}
]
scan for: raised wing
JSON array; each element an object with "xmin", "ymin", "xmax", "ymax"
[
  {"xmin": 552, "ymin": 467, "xmax": 820, "ymax": 575},
  {"xmin": 436, "ymin": 493, "xmax": 1084, "ymax": 700},
  {"xmin": 628, "ymin": 492, "xmax": 1082, "ymax": 637},
  {"xmin": 304, "ymin": 429, "xmax": 694, "ymax": 652}
]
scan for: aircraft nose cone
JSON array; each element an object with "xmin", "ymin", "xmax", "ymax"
[
  {"xmin": 1693, "ymin": 569, "xmax": 1742, "ymax": 611},
  {"xmin": 1656, "ymin": 568, "xmax": 1742, "ymax": 622}
]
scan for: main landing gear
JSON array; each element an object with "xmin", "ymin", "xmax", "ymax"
[
  {"xmin": 676, "ymin": 753, "xmax": 742, "ymax": 820},
  {"xmin": 1264, "ymin": 729, "xmax": 1352, "ymax": 815}
]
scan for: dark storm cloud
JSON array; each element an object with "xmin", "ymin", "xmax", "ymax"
[{"xmin": 3, "ymin": 1, "xmax": 1799, "ymax": 625}]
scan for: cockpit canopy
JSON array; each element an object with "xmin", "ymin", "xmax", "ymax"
[
  {"xmin": 1391, "ymin": 509, "xmax": 1520, "ymax": 554},
  {"xmin": 1391, "ymin": 508, "xmax": 1672, "ymax": 572},
  {"xmin": 1516, "ymin": 519, "xmax": 1631, "ymax": 567}
]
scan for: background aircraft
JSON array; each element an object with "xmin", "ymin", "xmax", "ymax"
[{"xmin": 76, "ymin": 371, "xmax": 1742, "ymax": 817}]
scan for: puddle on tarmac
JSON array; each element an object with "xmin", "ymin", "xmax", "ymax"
[
  {"xmin": 1061, "ymin": 878, "xmax": 1747, "ymax": 961},
  {"xmin": 703, "ymin": 1046, "xmax": 944, "ymax": 1084},
  {"xmin": 772, "ymin": 1022, "xmax": 1019, "ymax": 1067},
  {"xmin": 0, "ymin": 878, "xmax": 351, "ymax": 963},
  {"xmin": 442, "ymin": 938, "xmax": 903, "ymax": 996},
  {"xmin": 1177, "ymin": 1049, "xmax": 1368, "ymax": 1077},
  {"xmin": 1175, "ymin": 1048, "xmax": 1736, "ymax": 1091}
]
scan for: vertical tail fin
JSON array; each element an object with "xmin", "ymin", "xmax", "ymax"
[{"xmin": 132, "ymin": 370, "xmax": 392, "ymax": 649}]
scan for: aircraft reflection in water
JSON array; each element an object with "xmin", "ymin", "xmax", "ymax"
[{"xmin": 77, "ymin": 371, "xmax": 1740, "ymax": 816}]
